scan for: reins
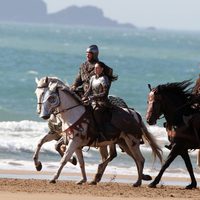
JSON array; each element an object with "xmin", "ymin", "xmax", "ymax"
[{"xmin": 53, "ymin": 104, "xmax": 82, "ymax": 116}]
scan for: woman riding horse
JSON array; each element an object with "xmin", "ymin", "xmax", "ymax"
[{"xmin": 82, "ymin": 61, "xmax": 118, "ymax": 141}]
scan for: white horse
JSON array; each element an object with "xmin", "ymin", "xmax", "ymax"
[
  {"xmin": 34, "ymin": 76, "xmax": 118, "ymax": 184},
  {"xmin": 38, "ymin": 80, "xmax": 162, "ymax": 187},
  {"xmin": 33, "ymin": 77, "xmax": 77, "ymax": 175}
]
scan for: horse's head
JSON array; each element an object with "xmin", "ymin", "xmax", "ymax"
[
  {"xmin": 39, "ymin": 81, "xmax": 84, "ymax": 122},
  {"xmin": 146, "ymin": 80, "xmax": 193, "ymax": 126},
  {"xmin": 39, "ymin": 82, "xmax": 61, "ymax": 120},
  {"xmin": 146, "ymin": 86, "xmax": 163, "ymax": 125},
  {"xmin": 35, "ymin": 76, "xmax": 65, "ymax": 114}
]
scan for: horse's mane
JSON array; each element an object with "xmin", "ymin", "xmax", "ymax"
[
  {"xmin": 157, "ymin": 80, "xmax": 193, "ymax": 100},
  {"xmin": 37, "ymin": 76, "xmax": 65, "ymax": 88},
  {"xmin": 37, "ymin": 76, "xmax": 82, "ymax": 103},
  {"xmin": 61, "ymin": 86, "xmax": 83, "ymax": 104}
]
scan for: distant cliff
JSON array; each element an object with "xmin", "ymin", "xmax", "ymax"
[
  {"xmin": 0, "ymin": 0, "xmax": 135, "ymax": 28},
  {"xmin": 0, "ymin": 0, "xmax": 47, "ymax": 23}
]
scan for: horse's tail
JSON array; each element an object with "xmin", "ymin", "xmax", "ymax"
[{"xmin": 141, "ymin": 121, "xmax": 163, "ymax": 164}]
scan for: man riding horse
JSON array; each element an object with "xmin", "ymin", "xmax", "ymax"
[
  {"xmin": 70, "ymin": 45, "xmax": 126, "ymax": 143},
  {"xmin": 70, "ymin": 44, "xmax": 113, "ymax": 96}
]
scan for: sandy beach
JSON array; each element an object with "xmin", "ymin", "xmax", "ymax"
[{"xmin": 0, "ymin": 170, "xmax": 200, "ymax": 200}]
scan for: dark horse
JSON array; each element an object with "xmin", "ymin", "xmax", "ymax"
[{"xmin": 146, "ymin": 80, "xmax": 200, "ymax": 189}]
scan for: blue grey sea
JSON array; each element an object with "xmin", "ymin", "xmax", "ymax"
[{"xmin": 0, "ymin": 22, "xmax": 200, "ymax": 183}]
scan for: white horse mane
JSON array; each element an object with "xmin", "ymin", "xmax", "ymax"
[{"xmin": 35, "ymin": 76, "xmax": 69, "ymax": 88}]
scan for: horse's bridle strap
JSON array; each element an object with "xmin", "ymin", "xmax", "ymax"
[{"xmin": 53, "ymin": 104, "xmax": 81, "ymax": 115}]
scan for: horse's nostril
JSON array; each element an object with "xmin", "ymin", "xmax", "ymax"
[
  {"xmin": 40, "ymin": 114, "xmax": 50, "ymax": 120},
  {"xmin": 40, "ymin": 115, "xmax": 50, "ymax": 120}
]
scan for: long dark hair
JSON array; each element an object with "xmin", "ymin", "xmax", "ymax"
[{"xmin": 96, "ymin": 61, "xmax": 118, "ymax": 82}]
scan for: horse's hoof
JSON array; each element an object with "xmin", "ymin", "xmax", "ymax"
[
  {"xmin": 76, "ymin": 179, "xmax": 87, "ymax": 185},
  {"xmin": 148, "ymin": 182, "xmax": 157, "ymax": 188},
  {"xmin": 36, "ymin": 161, "xmax": 42, "ymax": 171},
  {"xmin": 89, "ymin": 181, "xmax": 97, "ymax": 185},
  {"xmin": 133, "ymin": 182, "xmax": 141, "ymax": 187},
  {"xmin": 72, "ymin": 156, "xmax": 77, "ymax": 166},
  {"xmin": 142, "ymin": 174, "xmax": 152, "ymax": 181},
  {"xmin": 185, "ymin": 183, "xmax": 197, "ymax": 189},
  {"xmin": 49, "ymin": 180, "xmax": 56, "ymax": 184}
]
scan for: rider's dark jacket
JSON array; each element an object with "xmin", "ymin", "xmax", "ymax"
[{"xmin": 72, "ymin": 59, "xmax": 98, "ymax": 92}]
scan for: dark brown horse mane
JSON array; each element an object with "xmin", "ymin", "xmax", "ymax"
[{"xmin": 157, "ymin": 80, "xmax": 193, "ymax": 101}]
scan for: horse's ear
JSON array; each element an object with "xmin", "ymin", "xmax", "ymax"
[
  {"xmin": 148, "ymin": 84, "xmax": 152, "ymax": 91},
  {"xmin": 49, "ymin": 82, "xmax": 58, "ymax": 92},
  {"xmin": 45, "ymin": 76, "xmax": 48, "ymax": 84},
  {"xmin": 35, "ymin": 77, "xmax": 39, "ymax": 84}
]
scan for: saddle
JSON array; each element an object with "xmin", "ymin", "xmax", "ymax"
[
  {"xmin": 110, "ymin": 106, "xmax": 143, "ymax": 138},
  {"xmin": 101, "ymin": 96, "xmax": 143, "ymax": 139},
  {"xmin": 86, "ymin": 96, "xmax": 143, "ymax": 144}
]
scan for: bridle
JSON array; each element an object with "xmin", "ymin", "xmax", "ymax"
[
  {"xmin": 53, "ymin": 104, "xmax": 82, "ymax": 116},
  {"xmin": 45, "ymin": 87, "xmax": 83, "ymax": 116},
  {"xmin": 149, "ymin": 89, "xmax": 164, "ymax": 120},
  {"xmin": 36, "ymin": 86, "xmax": 48, "ymax": 107},
  {"xmin": 36, "ymin": 83, "xmax": 84, "ymax": 119}
]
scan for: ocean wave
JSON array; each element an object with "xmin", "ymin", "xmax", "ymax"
[
  {"xmin": 27, "ymin": 70, "xmax": 39, "ymax": 75},
  {"xmin": 0, "ymin": 121, "xmax": 163, "ymax": 155},
  {"xmin": 0, "ymin": 120, "xmax": 199, "ymax": 174},
  {"xmin": 0, "ymin": 120, "xmax": 181, "ymax": 154},
  {"xmin": 0, "ymin": 120, "xmax": 48, "ymax": 132}
]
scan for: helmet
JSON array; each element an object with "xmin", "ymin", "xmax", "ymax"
[{"xmin": 86, "ymin": 45, "xmax": 99, "ymax": 60}]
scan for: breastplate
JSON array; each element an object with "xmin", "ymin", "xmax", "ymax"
[{"xmin": 91, "ymin": 77, "xmax": 103, "ymax": 95}]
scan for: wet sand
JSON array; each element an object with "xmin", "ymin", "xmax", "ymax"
[{"xmin": 0, "ymin": 170, "xmax": 199, "ymax": 200}]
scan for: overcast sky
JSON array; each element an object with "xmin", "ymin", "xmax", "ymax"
[{"xmin": 43, "ymin": 0, "xmax": 200, "ymax": 31}]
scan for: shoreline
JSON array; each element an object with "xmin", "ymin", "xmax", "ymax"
[{"xmin": 1, "ymin": 169, "xmax": 200, "ymax": 186}]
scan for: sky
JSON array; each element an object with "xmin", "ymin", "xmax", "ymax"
[{"xmin": 43, "ymin": 0, "xmax": 200, "ymax": 31}]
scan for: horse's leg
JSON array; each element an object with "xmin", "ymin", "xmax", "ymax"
[
  {"xmin": 118, "ymin": 140, "xmax": 152, "ymax": 181},
  {"xmin": 55, "ymin": 136, "xmax": 65, "ymax": 157},
  {"xmin": 55, "ymin": 136, "xmax": 77, "ymax": 166},
  {"xmin": 197, "ymin": 149, "xmax": 200, "ymax": 167},
  {"xmin": 122, "ymin": 134, "xmax": 144, "ymax": 187},
  {"xmin": 50, "ymin": 136, "xmax": 82, "ymax": 183},
  {"xmin": 180, "ymin": 150, "xmax": 197, "ymax": 189},
  {"xmin": 75, "ymin": 147, "xmax": 87, "ymax": 185},
  {"xmin": 90, "ymin": 144, "xmax": 117, "ymax": 185},
  {"xmin": 33, "ymin": 133, "xmax": 59, "ymax": 171},
  {"xmin": 148, "ymin": 145, "xmax": 179, "ymax": 188}
]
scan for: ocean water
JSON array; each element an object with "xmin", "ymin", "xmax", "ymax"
[{"xmin": 0, "ymin": 22, "xmax": 200, "ymax": 182}]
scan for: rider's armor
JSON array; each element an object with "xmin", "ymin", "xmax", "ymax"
[{"xmin": 87, "ymin": 75, "xmax": 110, "ymax": 108}]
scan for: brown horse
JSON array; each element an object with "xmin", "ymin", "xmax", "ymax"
[{"xmin": 146, "ymin": 80, "xmax": 200, "ymax": 189}]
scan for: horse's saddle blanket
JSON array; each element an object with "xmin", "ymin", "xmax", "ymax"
[
  {"xmin": 167, "ymin": 113, "xmax": 200, "ymax": 148},
  {"xmin": 110, "ymin": 106, "xmax": 142, "ymax": 135}
]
